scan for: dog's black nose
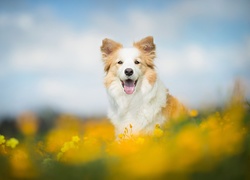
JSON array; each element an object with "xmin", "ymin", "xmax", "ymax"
[{"xmin": 124, "ymin": 68, "xmax": 133, "ymax": 76}]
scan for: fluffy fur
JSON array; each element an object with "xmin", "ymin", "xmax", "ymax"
[{"xmin": 101, "ymin": 36, "xmax": 186, "ymax": 137}]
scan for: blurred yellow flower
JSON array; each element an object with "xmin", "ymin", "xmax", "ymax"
[
  {"xmin": 118, "ymin": 146, "xmax": 169, "ymax": 178},
  {"xmin": 10, "ymin": 147, "xmax": 37, "ymax": 178},
  {"xmin": 154, "ymin": 124, "xmax": 164, "ymax": 137},
  {"xmin": 58, "ymin": 136, "xmax": 102, "ymax": 164},
  {"xmin": 189, "ymin": 109, "xmax": 198, "ymax": 117},
  {"xmin": 82, "ymin": 119, "xmax": 114, "ymax": 141},
  {"xmin": 57, "ymin": 152, "xmax": 63, "ymax": 160},
  {"xmin": 6, "ymin": 138, "xmax": 19, "ymax": 149},
  {"xmin": 72, "ymin": 136, "xmax": 80, "ymax": 143},
  {"xmin": 0, "ymin": 135, "xmax": 5, "ymax": 144},
  {"xmin": 17, "ymin": 112, "xmax": 39, "ymax": 136},
  {"xmin": 174, "ymin": 125, "xmax": 203, "ymax": 169},
  {"xmin": 58, "ymin": 136, "xmax": 80, "ymax": 159},
  {"xmin": 61, "ymin": 141, "xmax": 75, "ymax": 153},
  {"xmin": 118, "ymin": 134, "xmax": 123, "ymax": 139},
  {"xmin": 135, "ymin": 137, "xmax": 145, "ymax": 145},
  {"xmin": 45, "ymin": 115, "xmax": 83, "ymax": 153},
  {"xmin": 45, "ymin": 129, "xmax": 78, "ymax": 153}
]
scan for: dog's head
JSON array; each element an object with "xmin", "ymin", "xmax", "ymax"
[{"xmin": 101, "ymin": 36, "xmax": 157, "ymax": 95}]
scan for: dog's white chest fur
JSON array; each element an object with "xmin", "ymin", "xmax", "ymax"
[{"xmin": 107, "ymin": 78, "xmax": 167, "ymax": 136}]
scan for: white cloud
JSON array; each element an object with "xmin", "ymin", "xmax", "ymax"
[
  {"xmin": 9, "ymin": 32, "xmax": 103, "ymax": 72},
  {"xmin": 186, "ymin": 45, "xmax": 206, "ymax": 70},
  {"xmin": 0, "ymin": 10, "xmax": 109, "ymax": 115},
  {"xmin": 156, "ymin": 41, "xmax": 250, "ymax": 107},
  {"xmin": 0, "ymin": 13, "xmax": 33, "ymax": 29},
  {"xmin": 0, "ymin": 11, "xmax": 103, "ymax": 73},
  {"xmin": 157, "ymin": 44, "xmax": 210, "ymax": 78},
  {"xmin": 89, "ymin": 0, "xmax": 250, "ymax": 43},
  {"xmin": 36, "ymin": 78, "xmax": 107, "ymax": 116},
  {"xmin": 16, "ymin": 14, "xmax": 34, "ymax": 30}
]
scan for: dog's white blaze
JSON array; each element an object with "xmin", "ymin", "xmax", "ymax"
[
  {"xmin": 117, "ymin": 48, "xmax": 141, "ymax": 81},
  {"xmin": 118, "ymin": 48, "xmax": 140, "ymax": 62}
]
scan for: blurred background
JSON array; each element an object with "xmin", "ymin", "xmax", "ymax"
[{"xmin": 0, "ymin": 0, "xmax": 249, "ymax": 118}]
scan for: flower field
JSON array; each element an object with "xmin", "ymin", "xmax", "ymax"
[{"xmin": 0, "ymin": 91, "xmax": 250, "ymax": 179}]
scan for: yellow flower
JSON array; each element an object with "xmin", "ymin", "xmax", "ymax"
[
  {"xmin": 17, "ymin": 112, "xmax": 38, "ymax": 136},
  {"xmin": 9, "ymin": 147, "xmax": 37, "ymax": 178},
  {"xmin": 58, "ymin": 136, "xmax": 81, "ymax": 160},
  {"xmin": 0, "ymin": 135, "xmax": 5, "ymax": 144},
  {"xmin": 189, "ymin": 109, "xmax": 198, "ymax": 117},
  {"xmin": 174, "ymin": 125, "xmax": 203, "ymax": 169},
  {"xmin": 57, "ymin": 152, "xmax": 63, "ymax": 160},
  {"xmin": 135, "ymin": 137, "xmax": 145, "ymax": 145},
  {"xmin": 72, "ymin": 136, "xmax": 80, "ymax": 143},
  {"xmin": 118, "ymin": 134, "xmax": 123, "ymax": 139},
  {"xmin": 61, "ymin": 141, "xmax": 75, "ymax": 153},
  {"xmin": 154, "ymin": 125, "xmax": 164, "ymax": 138},
  {"xmin": 120, "ymin": 146, "xmax": 168, "ymax": 177},
  {"xmin": 154, "ymin": 128, "xmax": 164, "ymax": 138},
  {"xmin": 6, "ymin": 138, "xmax": 19, "ymax": 148}
]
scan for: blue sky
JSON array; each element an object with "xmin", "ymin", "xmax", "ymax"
[{"xmin": 0, "ymin": 0, "xmax": 249, "ymax": 116}]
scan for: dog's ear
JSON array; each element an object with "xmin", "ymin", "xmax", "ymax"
[
  {"xmin": 133, "ymin": 36, "xmax": 155, "ymax": 53},
  {"xmin": 101, "ymin": 38, "xmax": 122, "ymax": 58}
]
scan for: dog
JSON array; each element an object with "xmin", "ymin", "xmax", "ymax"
[{"xmin": 101, "ymin": 36, "xmax": 186, "ymax": 137}]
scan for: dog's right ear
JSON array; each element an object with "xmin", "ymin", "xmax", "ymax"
[{"xmin": 101, "ymin": 38, "xmax": 122, "ymax": 58}]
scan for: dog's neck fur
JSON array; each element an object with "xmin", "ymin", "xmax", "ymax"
[{"xmin": 107, "ymin": 76, "xmax": 167, "ymax": 136}]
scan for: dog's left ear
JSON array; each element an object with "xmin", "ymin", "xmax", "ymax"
[{"xmin": 134, "ymin": 36, "xmax": 155, "ymax": 53}]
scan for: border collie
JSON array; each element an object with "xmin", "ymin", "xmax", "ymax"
[{"xmin": 101, "ymin": 36, "xmax": 186, "ymax": 137}]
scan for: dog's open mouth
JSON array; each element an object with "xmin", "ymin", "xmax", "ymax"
[{"xmin": 121, "ymin": 79, "xmax": 138, "ymax": 94}]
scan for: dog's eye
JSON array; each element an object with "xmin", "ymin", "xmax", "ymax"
[
  {"xmin": 134, "ymin": 60, "xmax": 140, "ymax": 64},
  {"xmin": 117, "ymin": 61, "xmax": 123, "ymax": 64}
]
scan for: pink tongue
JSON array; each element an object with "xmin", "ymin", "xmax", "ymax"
[{"xmin": 124, "ymin": 80, "xmax": 135, "ymax": 94}]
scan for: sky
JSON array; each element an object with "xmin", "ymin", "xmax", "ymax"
[{"xmin": 0, "ymin": 0, "xmax": 249, "ymax": 116}]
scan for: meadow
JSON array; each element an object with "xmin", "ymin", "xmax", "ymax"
[{"xmin": 0, "ymin": 85, "xmax": 249, "ymax": 180}]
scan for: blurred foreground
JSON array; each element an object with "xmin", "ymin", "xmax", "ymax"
[{"xmin": 0, "ymin": 86, "xmax": 250, "ymax": 180}]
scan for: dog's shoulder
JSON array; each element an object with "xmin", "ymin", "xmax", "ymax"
[{"xmin": 162, "ymin": 92, "xmax": 187, "ymax": 119}]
